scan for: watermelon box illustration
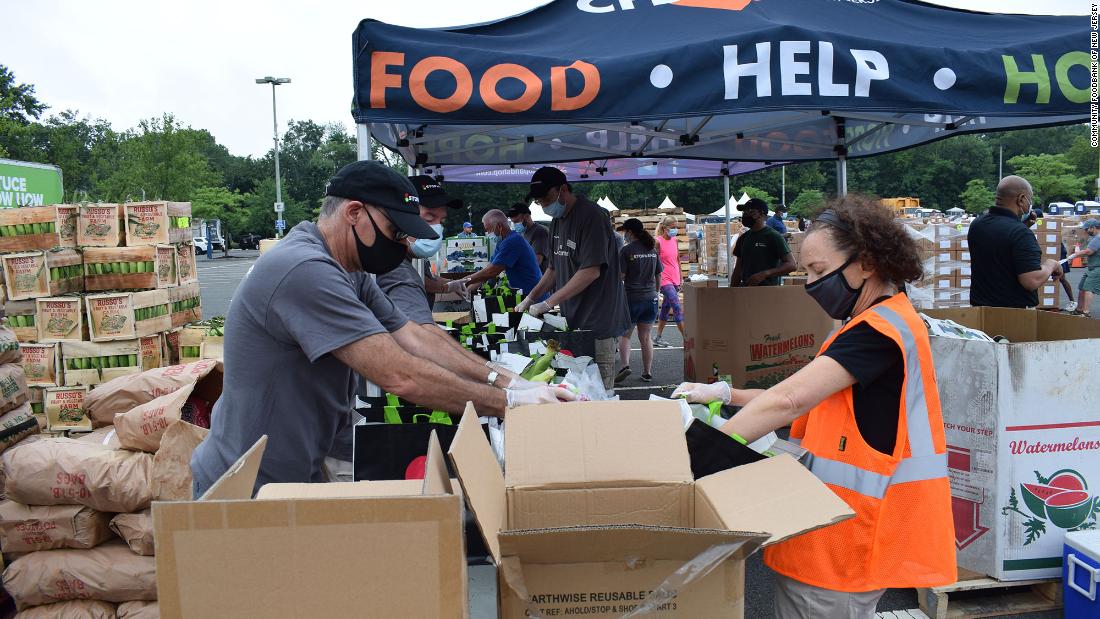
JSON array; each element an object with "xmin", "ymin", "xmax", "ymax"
[{"xmin": 1007, "ymin": 469, "xmax": 1099, "ymax": 544}]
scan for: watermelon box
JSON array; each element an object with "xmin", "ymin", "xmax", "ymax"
[{"xmin": 927, "ymin": 307, "xmax": 1100, "ymax": 581}]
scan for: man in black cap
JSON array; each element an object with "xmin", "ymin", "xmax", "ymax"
[
  {"xmin": 515, "ymin": 167, "xmax": 631, "ymax": 390},
  {"xmin": 192, "ymin": 161, "xmax": 573, "ymax": 494},
  {"xmin": 731, "ymin": 198, "xmax": 796, "ymax": 286},
  {"xmin": 507, "ymin": 203, "xmax": 550, "ymax": 272}
]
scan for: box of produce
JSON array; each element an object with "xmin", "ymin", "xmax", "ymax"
[
  {"xmin": 35, "ymin": 296, "xmax": 86, "ymax": 342},
  {"xmin": 3, "ymin": 300, "xmax": 37, "ymax": 342},
  {"xmin": 82, "ymin": 246, "xmax": 161, "ymax": 291},
  {"xmin": 76, "ymin": 203, "xmax": 124, "ymax": 247},
  {"xmin": 155, "ymin": 244, "xmax": 177, "ymax": 287},
  {"xmin": 123, "ymin": 201, "xmax": 192, "ymax": 246},
  {"xmin": 139, "ymin": 333, "xmax": 164, "ymax": 370},
  {"xmin": 85, "ymin": 290, "xmax": 171, "ymax": 341},
  {"xmin": 55, "ymin": 204, "xmax": 79, "ymax": 248},
  {"xmin": 46, "ymin": 248, "xmax": 83, "ymax": 296},
  {"xmin": 44, "ymin": 385, "xmax": 90, "ymax": 432},
  {"xmin": 179, "ymin": 326, "xmax": 204, "ymax": 363},
  {"xmin": 163, "ymin": 328, "xmax": 181, "ymax": 365},
  {"xmin": 19, "ymin": 342, "xmax": 60, "ymax": 387},
  {"xmin": 175, "ymin": 242, "xmax": 197, "ymax": 285},
  {"xmin": 2, "ymin": 252, "xmax": 49, "ymax": 301},
  {"xmin": 170, "ymin": 282, "xmax": 202, "ymax": 328},
  {"xmin": 61, "ymin": 339, "xmax": 141, "ymax": 387},
  {"xmin": 0, "ymin": 206, "xmax": 59, "ymax": 253}
]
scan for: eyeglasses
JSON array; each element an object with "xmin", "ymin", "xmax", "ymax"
[{"xmin": 366, "ymin": 209, "xmax": 408, "ymax": 241}]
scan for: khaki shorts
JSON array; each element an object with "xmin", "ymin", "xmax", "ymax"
[
  {"xmin": 774, "ymin": 573, "xmax": 885, "ymax": 619},
  {"xmin": 1082, "ymin": 267, "xmax": 1100, "ymax": 295},
  {"xmin": 593, "ymin": 337, "xmax": 618, "ymax": 391}
]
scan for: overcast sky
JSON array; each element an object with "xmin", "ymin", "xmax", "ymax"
[{"xmin": 4, "ymin": 0, "xmax": 1089, "ymax": 158}]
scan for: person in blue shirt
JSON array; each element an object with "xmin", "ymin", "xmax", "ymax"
[
  {"xmin": 766, "ymin": 203, "xmax": 789, "ymax": 235},
  {"xmin": 453, "ymin": 209, "xmax": 544, "ymax": 298},
  {"xmin": 456, "ymin": 222, "xmax": 477, "ymax": 238}
]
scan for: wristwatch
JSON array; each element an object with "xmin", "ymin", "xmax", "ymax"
[{"xmin": 486, "ymin": 370, "xmax": 500, "ymax": 387}]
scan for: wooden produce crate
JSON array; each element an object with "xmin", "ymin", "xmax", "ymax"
[
  {"xmin": 35, "ymin": 296, "xmax": 87, "ymax": 342},
  {"xmin": 44, "ymin": 385, "xmax": 91, "ymax": 432},
  {"xmin": 170, "ymin": 282, "xmax": 202, "ymax": 328},
  {"xmin": 201, "ymin": 335, "xmax": 223, "ymax": 360},
  {"xmin": 19, "ymin": 341, "xmax": 61, "ymax": 387},
  {"xmin": 0, "ymin": 206, "xmax": 59, "ymax": 253},
  {"xmin": 61, "ymin": 339, "xmax": 142, "ymax": 387},
  {"xmin": 178, "ymin": 326, "xmax": 204, "ymax": 363},
  {"xmin": 139, "ymin": 333, "xmax": 165, "ymax": 370},
  {"xmin": 27, "ymin": 386, "xmax": 45, "ymax": 428},
  {"xmin": 164, "ymin": 328, "xmax": 181, "ymax": 365},
  {"xmin": 85, "ymin": 289, "xmax": 171, "ymax": 341},
  {"xmin": 77, "ymin": 203, "xmax": 124, "ymax": 247},
  {"xmin": 2, "ymin": 252, "xmax": 49, "ymax": 301},
  {"xmin": 55, "ymin": 204, "xmax": 79, "ymax": 248},
  {"xmin": 155, "ymin": 244, "xmax": 178, "ymax": 287},
  {"xmin": 46, "ymin": 248, "xmax": 83, "ymax": 296},
  {"xmin": 3, "ymin": 300, "xmax": 37, "ymax": 342},
  {"xmin": 175, "ymin": 242, "xmax": 198, "ymax": 285},
  {"xmin": 918, "ymin": 566, "xmax": 1061, "ymax": 619},
  {"xmin": 123, "ymin": 201, "xmax": 192, "ymax": 246},
  {"xmin": 82, "ymin": 246, "xmax": 163, "ymax": 291}
]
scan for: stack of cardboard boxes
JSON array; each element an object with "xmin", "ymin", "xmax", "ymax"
[
  {"xmin": 698, "ymin": 222, "xmax": 743, "ymax": 276},
  {"xmin": 903, "ymin": 222, "xmax": 972, "ymax": 309},
  {"xmin": 0, "ymin": 203, "xmax": 204, "ymax": 434},
  {"xmin": 1033, "ymin": 218, "xmax": 1064, "ymax": 309}
]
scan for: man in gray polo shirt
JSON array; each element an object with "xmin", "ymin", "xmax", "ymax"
[
  {"xmin": 192, "ymin": 161, "xmax": 573, "ymax": 494},
  {"xmin": 516, "ymin": 167, "xmax": 631, "ymax": 390}
]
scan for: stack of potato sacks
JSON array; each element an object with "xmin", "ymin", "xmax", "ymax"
[
  {"xmin": 0, "ymin": 202, "xmax": 204, "ymax": 436},
  {"xmin": 0, "ymin": 359, "xmax": 220, "ymax": 618}
]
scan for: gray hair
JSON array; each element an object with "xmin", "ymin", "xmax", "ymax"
[
  {"xmin": 320, "ymin": 195, "xmax": 349, "ymax": 218},
  {"xmin": 482, "ymin": 209, "xmax": 509, "ymax": 230}
]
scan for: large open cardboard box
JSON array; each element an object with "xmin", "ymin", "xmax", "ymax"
[
  {"xmin": 926, "ymin": 307, "xmax": 1100, "ymax": 581},
  {"xmin": 153, "ymin": 433, "xmax": 467, "ymax": 618},
  {"xmin": 683, "ymin": 285, "xmax": 834, "ymax": 388},
  {"xmin": 449, "ymin": 401, "xmax": 854, "ymax": 618}
]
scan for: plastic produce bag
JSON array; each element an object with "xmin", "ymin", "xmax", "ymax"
[
  {"xmin": 561, "ymin": 363, "xmax": 616, "ymax": 402},
  {"xmin": 2, "ymin": 541, "xmax": 157, "ymax": 608}
]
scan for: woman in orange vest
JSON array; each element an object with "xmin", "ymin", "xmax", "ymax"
[{"xmin": 674, "ymin": 197, "xmax": 956, "ymax": 618}]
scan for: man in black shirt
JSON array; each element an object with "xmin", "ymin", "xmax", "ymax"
[
  {"xmin": 969, "ymin": 176, "xmax": 1062, "ymax": 308},
  {"xmin": 731, "ymin": 198, "xmax": 796, "ymax": 286}
]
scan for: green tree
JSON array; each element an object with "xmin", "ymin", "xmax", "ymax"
[
  {"xmin": 788, "ymin": 190, "xmax": 826, "ymax": 217},
  {"xmin": 737, "ymin": 185, "xmax": 774, "ymax": 205},
  {"xmin": 1064, "ymin": 135, "xmax": 1098, "ymax": 200},
  {"xmin": 191, "ymin": 186, "xmax": 249, "ymax": 237},
  {"xmin": 0, "ymin": 66, "xmax": 46, "ymax": 125},
  {"xmin": 1007, "ymin": 153, "xmax": 1088, "ymax": 204},
  {"xmin": 959, "ymin": 180, "xmax": 995, "ymax": 215},
  {"xmin": 97, "ymin": 114, "xmax": 220, "ymax": 201}
]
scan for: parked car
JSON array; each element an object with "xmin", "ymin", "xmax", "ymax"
[{"xmin": 237, "ymin": 233, "xmax": 262, "ymax": 250}]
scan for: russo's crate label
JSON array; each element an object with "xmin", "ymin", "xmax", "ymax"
[
  {"xmin": 140, "ymin": 335, "xmax": 163, "ymax": 368},
  {"xmin": 45, "ymin": 387, "xmax": 88, "ymax": 429},
  {"xmin": 126, "ymin": 204, "xmax": 167, "ymax": 243},
  {"xmin": 56, "ymin": 206, "xmax": 78, "ymax": 244},
  {"xmin": 20, "ymin": 344, "xmax": 56, "ymax": 385},
  {"xmin": 156, "ymin": 245, "xmax": 176, "ymax": 286},
  {"xmin": 81, "ymin": 206, "xmax": 119, "ymax": 241},
  {"xmin": 88, "ymin": 295, "xmax": 132, "ymax": 337},
  {"xmin": 38, "ymin": 299, "xmax": 81, "ymax": 339},
  {"xmin": 4, "ymin": 255, "xmax": 47, "ymax": 296}
]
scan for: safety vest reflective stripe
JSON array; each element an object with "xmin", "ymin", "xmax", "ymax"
[
  {"xmin": 869, "ymin": 305, "xmax": 936, "ymax": 459},
  {"xmin": 789, "ymin": 437, "xmax": 802, "ymax": 446},
  {"xmin": 804, "ymin": 452, "xmax": 948, "ymax": 500}
]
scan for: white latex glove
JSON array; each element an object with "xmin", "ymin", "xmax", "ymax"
[
  {"xmin": 528, "ymin": 301, "xmax": 552, "ymax": 317},
  {"xmin": 506, "ymin": 385, "xmax": 577, "ymax": 408},
  {"xmin": 671, "ymin": 381, "xmax": 732, "ymax": 405},
  {"xmin": 514, "ymin": 297, "xmax": 532, "ymax": 313},
  {"xmin": 506, "ymin": 375, "xmax": 544, "ymax": 390},
  {"xmin": 446, "ymin": 279, "xmax": 471, "ymax": 299}
]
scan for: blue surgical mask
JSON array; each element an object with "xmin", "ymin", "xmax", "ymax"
[
  {"xmin": 668, "ymin": 228, "xmax": 679, "ymax": 237},
  {"xmin": 544, "ymin": 200, "xmax": 566, "ymax": 218},
  {"xmin": 512, "ymin": 222, "xmax": 526, "ymax": 234},
  {"xmin": 409, "ymin": 223, "xmax": 444, "ymax": 258},
  {"xmin": 487, "ymin": 231, "xmax": 500, "ymax": 242}
]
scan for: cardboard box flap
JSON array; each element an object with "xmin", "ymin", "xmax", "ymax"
[
  {"xmin": 423, "ymin": 429, "xmax": 453, "ymax": 496},
  {"xmin": 255, "ymin": 480, "xmax": 424, "ymax": 500},
  {"xmin": 695, "ymin": 454, "xmax": 854, "ymax": 545},
  {"xmin": 505, "ymin": 401, "xmax": 692, "ymax": 488},
  {"xmin": 448, "ymin": 403, "xmax": 505, "ymax": 563},
  {"xmin": 200, "ymin": 435, "xmax": 267, "ymax": 501},
  {"xmin": 498, "ymin": 525, "xmax": 766, "ymax": 564}
]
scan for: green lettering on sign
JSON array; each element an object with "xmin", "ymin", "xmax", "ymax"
[
  {"xmin": 1002, "ymin": 54, "xmax": 1050, "ymax": 104},
  {"xmin": 1054, "ymin": 51, "xmax": 1091, "ymax": 104}
]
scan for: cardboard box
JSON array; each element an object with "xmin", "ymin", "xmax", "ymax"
[
  {"xmin": 952, "ymin": 236, "xmax": 970, "ymax": 251},
  {"xmin": 933, "ymin": 251, "xmax": 954, "ymax": 264},
  {"xmin": 449, "ymin": 402, "xmax": 853, "ymax": 619},
  {"xmin": 937, "ymin": 239, "xmax": 954, "ymax": 251},
  {"xmin": 153, "ymin": 433, "xmax": 468, "ymax": 619},
  {"xmin": 77, "ymin": 203, "xmax": 124, "ymax": 247},
  {"xmin": 44, "ymin": 385, "xmax": 90, "ymax": 432},
  {"xmin": 1038, "ymin": 219, "xmax": 1061, "ymax": 231},
  {"xmin": 1036, "ymin": 232, "xmax": 1061, "ymax": 247},
  {"xmin": 1042, "ymin": 245, "xmax": 1060, "ymax": 257},
  {"xmin": 0, "ymin": 206, "xmax": 59, "ymax": 253},
  {"xmin": 925, "ymin": 308, "xmax": 1100, "ymax": 581},
  {"xmin": 683, "ymin": 286, "xmax": 834, "ymax": 388}
]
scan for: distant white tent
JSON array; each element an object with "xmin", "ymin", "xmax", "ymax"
[
  {"xmin": 598, "ymin": 196, "xmax": 619, "ymax": 212},
  {"xmin": 657, "ymin": 196, "xmax": 677, "ymax": 210},
  {"xmin": 701, "ymin": 193, "xmax": 750, "ymax": 219},
  {"xmin": 946, "ymin": 207, "xmax": 965, "ymax": 215},
  {"xmin": 529, "ymin": 201, "xmax": 552, "ymax": 222}
]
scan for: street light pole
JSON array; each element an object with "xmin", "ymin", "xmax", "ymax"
[{"xmin": 256, "ymin": 76, "xmax": 291, "ymax": 238}]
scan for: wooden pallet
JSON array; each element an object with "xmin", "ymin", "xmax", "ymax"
[{"xmin": 917, "ymin": 567, "xmax": 1062, "ymax": 619}]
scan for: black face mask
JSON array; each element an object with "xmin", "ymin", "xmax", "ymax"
[
  {"xmin": 805, "ymin": 256, "xmax": 864, "ymax": 320},
  {"xmin": 353, "ymin": 210, "xmax": 407, "ymax": 275},
  {"xmin": 743, "ymin": 212, "xmax": 759, "ymax": 227}
]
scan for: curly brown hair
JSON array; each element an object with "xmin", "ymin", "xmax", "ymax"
[{"xmin": 809, "ymin": 195, "xmax": 924, "ymax": 285}]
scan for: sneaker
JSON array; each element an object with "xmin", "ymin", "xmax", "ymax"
[
  {"xmin": 652, "ymin": 336, "xmax": 671, "ymax": 348},
  {"xmin": 614, "ymin": 366, "xmax": 632, "ymax": 383},
  {"xmin": 641, "ymin": 373, "xmax": 653, "ymax": 382}
]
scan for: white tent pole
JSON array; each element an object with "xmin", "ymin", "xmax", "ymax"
[
  {"xmin": 723, "ymin": 168, "xmax": 731, "ymax": 279},
  {"xmin": 781, "ymin": 166, "xmax": 786, "ymax": 205},
  {"xmin": 837, "ymin": 155, "xmax": 848, "ymax": 197},
  {"xmin": 357, "ymin": 123, "xmax": 374, "ymax": 161}
]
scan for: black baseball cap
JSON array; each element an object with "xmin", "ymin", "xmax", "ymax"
[
  {"xmin": 507, "ymin": 203, "xmax": 531, "ymax": 217},
  {"xmin": 738, "ymin": 198, "xmax": 768, "ymax": 213},
  {"xmin": 526, "ymin": 167, "xmax": 568, "ymax": 201},
  {"xmin": 325, "ymin": 161, "xmax": 438, "ymax": 240},
  {"xmin": 410, "ymin": 175, "xmax": 464, "ymax": 209}
]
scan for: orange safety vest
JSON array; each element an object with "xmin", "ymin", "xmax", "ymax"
[{"xmin": 763, "ymin": 293, "xmax": 957, "ymax": 592}]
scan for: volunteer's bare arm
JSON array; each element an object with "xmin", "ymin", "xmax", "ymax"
[
  {"xmin": 717, "ymin": 356, "xmax": 858, "ymax": 443},
  {"xmin": 333, "ymin": 332, "xmax": 507, "ymax": 417},
  {"xmin": 462, "ymin": 263, "xmax": 506, "ymax": 290},
  {"xmin": 523, "ymin": 267, "xmax": 557, "ymax": 302},
  {"xmin": 542, "ymin": 266, "xmax": 600, "ymax": 307},
  {"xmin": 1018, "ymin": 259, "xmax": 1061, "ymax": 291}
]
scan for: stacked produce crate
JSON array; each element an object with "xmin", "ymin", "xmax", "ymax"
[
  {"xmin": 1033, "ymin": 217, "xmax": 1064, "ymax": 309},
  {"xmin": 903, "ymin": 221, "xmax": 971, "ymax": 309},
  {"xmin": 612, "ymin": 209, "xmax": 694, "ymax": 278},
  {"xmin": 696, "ymin": 222, "xmax": 744, "ymax": 276},
  {"xmin": 0, "ymin": 203, "xmax": 204, "ymax": 434}
]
